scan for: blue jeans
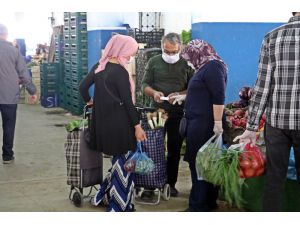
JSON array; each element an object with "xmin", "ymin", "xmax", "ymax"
[
  {"xmin": 0, "ymin": 104, "xmax": 17, "ymax": 160},
  {"xmin": 188, "ymin": 160, "xmax": 219, "ymax": 212}
]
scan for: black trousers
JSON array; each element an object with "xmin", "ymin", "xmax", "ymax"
[
  {"xmin": 188, "ymin": 160, "xmax": 219, "ymax": 211},
  {"xmin": 263, "ymin": 123, "xmax": 300, "ymax": 211},
  {"xmin": 164, "ymin": 112, "xmax": 184, "ymax": 187},
  {"xmin": 0, "ymin": 104, "xmax": 17, "ymax": 160}
]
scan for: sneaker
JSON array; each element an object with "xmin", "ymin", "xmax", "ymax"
[
  {"xmin": 3, "ymin": 156, "xmax": 14, "ymax": 164},
  {"xmin": 170, "ymin": 187, "xmax": 179, "ymax": 197}
]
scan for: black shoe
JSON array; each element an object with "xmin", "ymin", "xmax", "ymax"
[
  {"xmin": 3, "ymin": 156, "xmax": 14, "ymax": 164},
  {"xmin": 140, "ymin": 190, "xmax": 155, "ymax": 200},
  {"xmin": 170, "ymin": 187, "xmax": 179, "ymax": 197}
]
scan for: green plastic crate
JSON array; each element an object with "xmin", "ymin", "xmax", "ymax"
[{"xmin": 242, "ymin": 176, "xmax": 300, "ymax": 211}]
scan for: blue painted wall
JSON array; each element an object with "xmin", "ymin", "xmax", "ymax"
[
  {"xmin": 88, "ymin": 29, "xmax": 128, "ymax": 71},
  {"xmin": 87, "ymin": 29, "xmax": 128, "ymax": 97},
  {"xmin": 192, "ymin": 22, "xmax": 283, "ymax": 103}
]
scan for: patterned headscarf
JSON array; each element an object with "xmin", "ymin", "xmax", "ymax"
[
  {"xmin": 94, "ymin": 34, "xmax": 138, "ymax": 103},
  {"xmin": 181, "ymin": 39, "xmax": 227, "ymax": 72}
]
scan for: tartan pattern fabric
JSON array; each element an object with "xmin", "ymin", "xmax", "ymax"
[
  {"xmin": 65, "ymin": 131, "xmax": 80, "ymax": 187},
  {"xmin": 247, "ymin": 16, "xmax": 300, "ymax": 131},
  {"xmin": 135, "ymin": 127, "xmax": 167, "ymax": 189},
  {"xmin": 93, "ymin": 152, "xmax": 135, "ymax": 212}
]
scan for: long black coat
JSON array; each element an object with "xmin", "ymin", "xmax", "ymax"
[{"xmin": 79, "ymin": 62, "xmax": 139, "ymax": 156}]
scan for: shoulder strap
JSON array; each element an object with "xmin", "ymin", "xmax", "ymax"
[{"xmin": 103, "ymin": 74, "xmax": 124, "ymax": 106}]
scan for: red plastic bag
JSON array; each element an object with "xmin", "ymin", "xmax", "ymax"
[{"xmin": 238, "ymin": 143, "xmax": 266, "ymax": 178}]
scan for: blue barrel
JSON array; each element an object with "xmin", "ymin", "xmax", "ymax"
[{"xmin": 16, "ymin": 39, "xmax": 26, "ymax": 57}]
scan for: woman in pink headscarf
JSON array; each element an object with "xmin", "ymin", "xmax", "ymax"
[{"xmin": 80, "ymin": 34, "xmax": 146, "ymax": 212}]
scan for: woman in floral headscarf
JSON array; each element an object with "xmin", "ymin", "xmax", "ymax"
[{"xmin": 172, "ymin": 39, "xmax": 227, "ymax": 211}]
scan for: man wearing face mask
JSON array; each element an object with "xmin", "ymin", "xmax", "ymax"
[{"xmin": 142, "ymin": 32, "xmax": 194, "ymax": 197}]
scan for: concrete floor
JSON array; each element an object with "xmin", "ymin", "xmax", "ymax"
[{"xmin": 0, "ymin": 104, "xmax": 239, "ymax": 212}]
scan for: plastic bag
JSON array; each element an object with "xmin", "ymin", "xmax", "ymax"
[
  {"xmin": 287, "ymin": 148, "xmax": 297, "ymax": 180},
  {"xmin": 124, "ymin": 141, "xmax": 155, "ymax": 175},
  {"xmin": 238, "ymin": 143, "xmax": 266, "ymax": 178},
  {"xmin": 196, "ymin": 134, "xmax": 224, "ymax": 180}
]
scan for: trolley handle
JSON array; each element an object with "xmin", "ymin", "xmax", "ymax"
[{"xmin": 83, "ymin": 104, "xmax": 93, "ymax": 119}]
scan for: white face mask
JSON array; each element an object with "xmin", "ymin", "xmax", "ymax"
[
  {"xmin": 187, "ymin": 61, "xmax": 195, "ymax": 70},
  {"xmin": 162, "ymin": 52, "xmax": 180, "ymax": 64}
]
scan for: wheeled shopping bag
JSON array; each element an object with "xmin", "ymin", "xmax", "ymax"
[
  {"xmin": 65, "ymin": 105, "xmax": 103, "ymax": 207},
  {"xmin": 134, "ymin": 107, "xmax": 171, "ymax": 205}
]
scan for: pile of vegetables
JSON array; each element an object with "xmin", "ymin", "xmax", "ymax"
[
  {"xmin": 146, "ymin": 109, "xmax": 168, "ymax": 129},
  {"xmin": 196, "ymin": 141, "xmax": 244, "ymax": 208},
  {"xmin": 230, "ymin": 86, "xmax": 253, "ymax": 108},
  {"xmin": 196, "ymin": 136, "xmax": 267, "ymax": 208},
  {"xmin": 225, "ymin": 86, "xmax": 266, "ymax": 131},
  {"xmin": 239, "ymin": 143, "xmax": 266, "ymax": 178}
]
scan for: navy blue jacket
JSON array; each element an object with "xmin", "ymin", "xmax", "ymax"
[{"xmin": 184, "ymin": 60, "xmax": 227, "ymax": 162}]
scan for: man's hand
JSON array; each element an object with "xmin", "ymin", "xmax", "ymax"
[
  {"xmin": 28, "ymin": 94, "xmax": 38, "ymax": 104},
  {"xmin": 153, "ymin": 91, "xmax": 164, "ymax": 103},
  {"xmin": 233, "ymin": 130, "xmax": 257, "ymax": 146}
]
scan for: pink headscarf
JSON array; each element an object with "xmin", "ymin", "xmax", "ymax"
[{"xmin": 94, "ymin": 34, "xmax": 138, "ymax": 104}]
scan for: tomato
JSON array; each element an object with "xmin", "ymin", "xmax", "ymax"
[
  {"xmin": 244, "ymin": 168, "xmax": 256, "ymax": 178},
  {"xmin": 239, "ymin": 159, "xmax": 251, "ymax": 170},
  {"xmin": 234, "ymin": 109, "xmax": 244, "ymax": 117},
  {"xmin": 256, "ymin": 167, "xmax": 265, "ymax": 176},
  {"xmin": 251, "ymin": 159, "xmax": 261, "ymax": 170},
  {"xmin": 239, "ymin": 169, "xmax": 245, "ymax": 178}
]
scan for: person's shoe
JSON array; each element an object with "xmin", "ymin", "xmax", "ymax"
[
  {"xmin": 3, "ymin": 156, "xmax": 14, "ymax": 164},
  {"xmin": 170, "ymin": 187, "xmax": 179, "ymax": 197}
]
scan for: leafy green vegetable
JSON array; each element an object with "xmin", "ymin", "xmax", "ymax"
[
  {"xmin": 181, "ymin": 30, "xmax": 191, "ymax": 45},
  {"xmin": 196, "ymin": 143, "xmax": 245, "ymax": 208}
]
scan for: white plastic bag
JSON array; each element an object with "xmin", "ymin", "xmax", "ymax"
[{"xmin": 195, "ymin": 134, "xmax": 224, "ymax": 180}]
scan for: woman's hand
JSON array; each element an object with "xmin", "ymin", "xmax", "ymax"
[{"xmin": 135, "ymin": 124, "xmax": 147, "ymax": 141}]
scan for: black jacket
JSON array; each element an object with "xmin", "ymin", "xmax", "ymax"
[{"xmin": 79, "ymin": 62, "xmax": 139, "ymax": 155}]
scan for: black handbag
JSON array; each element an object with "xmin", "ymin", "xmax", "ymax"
[{"xmin": 179, "ymin": 111, "xmax": 187, "ymax": 138}]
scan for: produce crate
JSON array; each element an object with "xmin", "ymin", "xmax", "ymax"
[
  {"xmin": 70, "ymin": 33, "xmax": 87, "ymax": 42},
  {"xmin": 70, "ymin": 50, "xmax": 88, "ymax": 60},
  {"xmin": 41, "ymin": 93, "xmax": 59, "ymax": 108},
  {"xmin": 71, "ymin": 65, "xmax": 88, "ymax": 75},
  {"xmin": 64, "ymin": 12, "xmax": 70, "ymax": 19},
  {"xmin": 64, "ymin": 51, "xmax": 71, "ymax": 60},
  {"xmin": 70, "ymin": 42, "xmax": 88, "ymax": 51},
  {"xmin": 70, "ymin": 23, "xmax": 87, "ymax": 35},
  {"xmin": 70, "ymin": 12, "xmax": 87, "ymax": 18},
  {"xmin": 70, "ymin": 59, "xmax": 88, "ymax": 68},
  {"xmin": 242, "ymin": 176, "xmax": 300, "ymax": 211},
  {"xmin": 69, "ymin": 16, "xmax": 87, "ymax": 26},
  {"xmin": 133, "ymin": 28, "xmax": 164, "ymax": 48},
  {"xmin": 40, "ymin": 63, "xmax": 60, "ymax": 75}
]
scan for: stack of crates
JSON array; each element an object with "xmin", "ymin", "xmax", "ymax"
[
  {"xmin": 40, "ymin": 63, "xmax": 60, "ymax": 108},
  {"xmin": 63, "ymin": 12, "xmax": 88, "ymax": 115},
  {"xmin": 54, "ymin": 32, "xmax": 66, "ymax": 108}
]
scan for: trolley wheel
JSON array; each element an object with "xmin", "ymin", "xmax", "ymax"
[
  {"xmin": 72, "ymin": 191, "xmax": 83, "ymax": 207},
  {"xmin": 162, "ymin": 184, "xmax": 171, "ymax": 201}
]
